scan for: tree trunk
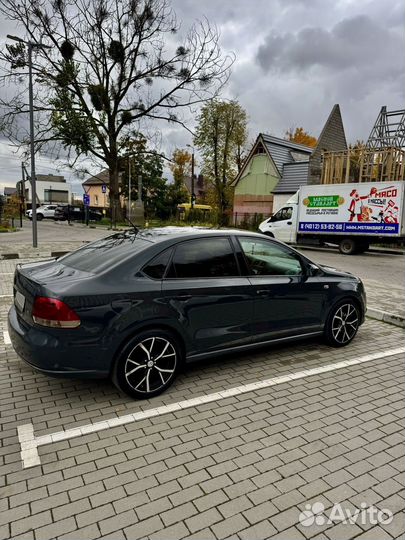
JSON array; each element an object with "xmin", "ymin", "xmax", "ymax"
[{"xmin": 108, "ymin": 163, "xmax": 121, "ymax": 227}]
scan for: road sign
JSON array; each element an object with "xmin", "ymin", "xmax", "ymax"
[
  {"xmin": 83, "ymin": 194, "xmax": 90, "ymax": 206},
  {"xmin": 102, "ymin": 184, "xmax": 107, "ymax": 193}
]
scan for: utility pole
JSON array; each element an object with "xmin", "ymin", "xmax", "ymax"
[
  {"xmin": 186, "ymin": 144, "xmax": 196, "ymax": 208},
  {"xmin": 128, "ymin": 156, "xmax": 131, "ymax": 221},
  {"xmin": 7, "ymin": 35, "xmax": 51, "ymax": 248},
  {"xmin": 133, "ymin": 174, "xmax": 144, "ymax": 227}
]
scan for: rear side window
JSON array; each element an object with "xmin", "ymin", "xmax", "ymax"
[
  {"xmin": 167, "ymin": 238, "xmax": 239, "ymax": 278},
  {"xmin": 142, "ymin": 249, "xmax": 172, "ymax": 279}
]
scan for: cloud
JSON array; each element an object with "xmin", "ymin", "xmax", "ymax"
[
  {"xmin": 0, "ymin": 0, "xmax": 404, "ymax": 189},
  {"xmin": 256, "ymin": 15, "xmax": 402, "ymax": 75}
]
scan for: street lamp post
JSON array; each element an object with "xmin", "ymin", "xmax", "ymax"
[
  {"xmin": 186, "ymin": 144, "xmax": 196, "ymax": 208},
  {"xmin": 128, "ymin": 156, "xmax": 131, "ymax": 221},
  {"xmin": 7, "ymin": 35, "xmax": 51, "ymax": 248}
]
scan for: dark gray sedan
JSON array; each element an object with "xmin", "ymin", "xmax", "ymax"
[{"xmin": 8, "ymin": 228, "xmax": 366, "ymax": 399}]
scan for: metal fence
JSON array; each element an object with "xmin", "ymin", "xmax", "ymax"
[{"xmin": 232, "ymin": 212, "xmax": 269, "ymax": 230}]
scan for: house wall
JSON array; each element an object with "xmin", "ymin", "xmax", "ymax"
[
  {"xmin": 273, "ymin": 194, "xmax": 293, "ymax": 213},
  {"xmin": 26, "ymin": 180, "xmax": 71, "ymax": 204},
  {"xmin": 85, "ymin": 185, "xmax": 110, "ymax": 208},
  {"xmin": 233, "ymin": 154, "xmax": 279, "ymax": 215}
]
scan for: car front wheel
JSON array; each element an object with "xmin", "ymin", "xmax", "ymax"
[
  {"xmin": 324, "ymin": 300, "xmax": 360, "ymax": 347},
  {"xmin": 113, "ymin": 330, "xmax": 181, "ymax": 399}
]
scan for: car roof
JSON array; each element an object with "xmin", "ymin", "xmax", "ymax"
[{"xmin": 137, "ymin": 227, "xmax": 267, "ymax": 243}]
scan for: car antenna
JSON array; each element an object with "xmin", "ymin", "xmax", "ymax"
[{"xmin": 125, "ymin": 216, "xmax": 139, "ymax": 234}]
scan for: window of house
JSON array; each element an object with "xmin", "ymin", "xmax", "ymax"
[
  {"xmin": 239, "ymin": 238, "xmax": 303, "ymax": 276},
  {"xmin": 254, "ymin": 143, "xmax": 266, "ymax": 155},
  {"xmin": 167, "ymin": 238, "xmax": 239, "ymax": 279}
]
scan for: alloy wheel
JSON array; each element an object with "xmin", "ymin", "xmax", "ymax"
[
  {"xmin": 124, "ymin": 337, "xmax": 177, "ymax": 394},
  {"xmin": 331, "ymin": 303, "xmax": 359, "ymax": 344}
]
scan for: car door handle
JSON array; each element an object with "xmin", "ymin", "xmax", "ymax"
[
  {"xmin": 287, "ymin": 221, "xmax": 292, "ymax": 225},
  {"xmin": 176, "ymin": 295, "xmax": 192, "ymax": 300},
  {"xmin": 256, "ymin": 289, "xmax": 271, "ymax": 296}
]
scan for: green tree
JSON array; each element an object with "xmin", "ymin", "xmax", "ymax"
[
  {"xmin": 120, "ymin": 137, "xmax": 168, "ymax": 219},
  {"xmin": 0, "ymin": 0, "xmax": 233, "ymax": 224},
  {"xmin": 168, "ymin": 149, "xmax": 192, "ymax": 210},
  {"xmin": 194, "ymin": 100, "xmax": 248, "ymax": 224},
  {"xmin": 285, "ymin": 127, "xmax": 317, "ymax": 148}
]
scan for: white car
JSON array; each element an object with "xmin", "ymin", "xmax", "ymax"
[{"xmin": 26, "ymin": 205, "xmax": 58, "ymax": 221}]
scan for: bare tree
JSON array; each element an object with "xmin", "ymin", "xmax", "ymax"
[{"xmin": 0, "ymin": 0, "xmax": 234, "ymax": 222}]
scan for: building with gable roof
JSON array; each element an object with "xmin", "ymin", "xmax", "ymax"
[{"xmin": 231, "ymin": 105, "xmax": 347, "ymax": 218}]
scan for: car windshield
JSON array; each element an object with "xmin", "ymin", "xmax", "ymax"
[{"xmin": 59, "ymin": 230, "xmax": 151, "ymax": 273}]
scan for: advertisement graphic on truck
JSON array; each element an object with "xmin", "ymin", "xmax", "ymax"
[{"xmin": 298, "ymin": 182, "xmax": 403, "ymax": 236}]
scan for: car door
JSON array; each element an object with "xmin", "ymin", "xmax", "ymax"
[
  {"xmin": 44, "ymin": 205, "xmax": 56, "ymax": 218},
  {"xmin": 162, "ymin": 236, "xmax": 255, "ymax": 356},
  {"xmin": 267, "ymin": 206, "xmax": 294, "ymax": 243},
  {"xmin": 237, "ymin": 236, "xmax": 327, "ymax": 342}
]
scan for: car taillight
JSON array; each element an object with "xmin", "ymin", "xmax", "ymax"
[{"xmin": 32, "ymin": 297, "xmax": 80, "ymax": 328}]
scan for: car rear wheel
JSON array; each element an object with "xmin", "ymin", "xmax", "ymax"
[
  {"xmin": 324, "ymin": 300, "xmax": 360, "ymax": 347},
  {"xmin": 36, "ymin": 214, "xmax": 44, "ymax": 221},
  {"xmin": 112, "ymin": 329, "xmax": 181, "ymax": 399}
]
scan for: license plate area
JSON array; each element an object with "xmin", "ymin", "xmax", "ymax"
[{"xmin": 15, "ymin": 290, "xmax": 26, "ymax": 312}]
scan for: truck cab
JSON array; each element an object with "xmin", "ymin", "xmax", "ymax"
[{"xmin": 259, "ymin": 204, "xmax": 298, "ymax": 243}]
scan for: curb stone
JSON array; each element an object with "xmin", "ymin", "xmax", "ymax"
[{"xmin": 366, "ymin": 308, "xmax": 405, "ymax": 328}]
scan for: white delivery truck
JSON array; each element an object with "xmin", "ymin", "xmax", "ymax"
[{"xmin": 259, "ymin": 181, "xmax": 405, "ymax": 254}]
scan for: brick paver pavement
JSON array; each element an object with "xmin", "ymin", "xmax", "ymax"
[{"xmin": 0, "ymin": 256, "xmax": 404, "ymax": 540}]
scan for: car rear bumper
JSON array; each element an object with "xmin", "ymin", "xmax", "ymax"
[{"xmin": 8, "ymin": 305, "xmax": 109, "ymax": 379}]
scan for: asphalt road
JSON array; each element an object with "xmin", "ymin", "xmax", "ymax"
[
  {"xmin": 0, "ymin": 219, "xmax": 110, "ymax": 244},
  {"xmin": 297, "ymin": 247, "xmax": 405, "ymax": 285}
]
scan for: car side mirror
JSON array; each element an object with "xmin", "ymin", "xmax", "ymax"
[{"xmin": 308, "ymin": 263, "xmax": 322, "ymax": 276}]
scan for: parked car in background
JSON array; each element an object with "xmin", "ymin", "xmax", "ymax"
[
  {"xmin": 8, "ymin": 228, "xmax": 366, "ymax": 400},
  {"xmin": 26, "ymin": 205, "xmax": 58, "ymax": 221},
  {"xmin": 54, "ymin": 204, "xmax": 103, "ymax": 222}
]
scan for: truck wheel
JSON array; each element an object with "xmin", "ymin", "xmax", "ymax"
[
  {"xmin": 339, "ymin": 238, "xmax": 357, "ymax": 255},
  {"xmin": 263, "ymin": 232, "xmax": 274, "ymax": 238}
]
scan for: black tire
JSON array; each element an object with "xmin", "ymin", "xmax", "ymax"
[
  {"xmin": 324, "ymin": 299, "xmax": 360, "ymax": 347},
  {"xmin": 338, "ymin": 238, "xmax": 357, "ymax": 255},
  {"xmin": 36, "ymin": 214, "xmax": 44, "ymax": 221},
  {"xmin": 263, "ymin": 231, "xmax": 274, "ymax": 238},
  {"xmin": 112, "ymin": 329, "xmax": 182, "ymax": 399}
]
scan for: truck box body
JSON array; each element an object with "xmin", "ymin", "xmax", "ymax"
[
  {"xmin": 258, "ymin": 181, "xmax": 405, "ymax": 253},
  {"xmin": 297, "ymin": 182, "xmax": 404, "ymax": 237}
]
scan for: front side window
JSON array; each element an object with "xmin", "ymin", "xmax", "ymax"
[
  {"xmin": 272, "ymin": 207, "xmax": 293, "ymax": 222},
  {"xmin": 239, "ymin": 238, "xmax": 303, "ymax": 276},
  {"xmin": 167, "ymin": 238, "xmax": 239, "ymax": 278}
]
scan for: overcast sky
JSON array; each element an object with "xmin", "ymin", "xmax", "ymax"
[{"xmin": 0, "ymin": 0, "xmax": 404, "ymax": 194}]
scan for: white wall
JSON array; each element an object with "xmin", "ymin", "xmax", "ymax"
[
  {"xmin": 273, "ymin": 194, "xmax": 293, "ymax": 213},
  {"xmin": 26, "ymin": 180, "xmax": 71, "ymax": 204}
]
